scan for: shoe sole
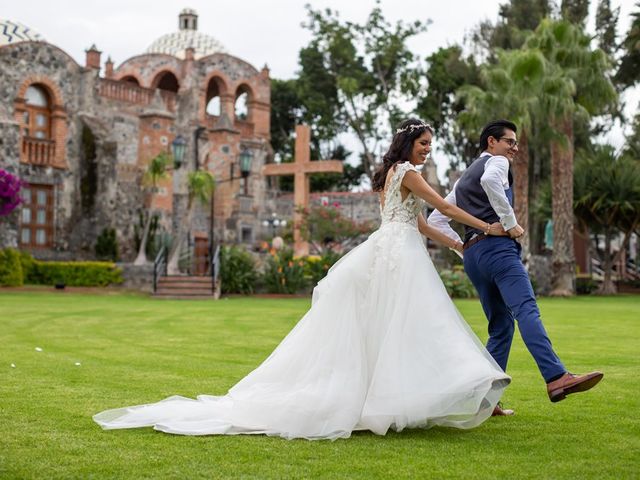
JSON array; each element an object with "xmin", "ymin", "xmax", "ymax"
[{"xmin": 549, "ymin": 372, "xmax": 604, "ymax": 403}]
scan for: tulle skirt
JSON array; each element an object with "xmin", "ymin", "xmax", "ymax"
[{"xmin": 94, "ymin": 221, "xmax": 510, "ymax": 440}]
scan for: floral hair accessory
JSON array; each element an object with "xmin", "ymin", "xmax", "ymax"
[{"xmin": 395, "ymin": 122, "xmax": 432, "ymax": 135}]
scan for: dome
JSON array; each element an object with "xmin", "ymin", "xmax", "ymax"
[
  {"xmin": 0, "ymin": 19, "xmax": 44, "ymax": 47},
  {"xmin": 145, "ymin": 9, "xmax": 226, "ymax": 60}
]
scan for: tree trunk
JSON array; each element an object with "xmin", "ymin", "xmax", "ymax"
[
  {"xmin": 598, "ymin": 229, "xmax": 617, "ymax": 294},
  {"xmin": 514, "ymin": 130, "xmax": 530, "ymax": 260},
  {"xmin": 133, "ymin": 210, "xmax": 153, "ymax": 266},
  {"xmin": 550, "ymin": 115, "xmax": 575, "ymax": 296},
  {"xmin": 167, "ymin": 203, "xmax": 194, "ymax": 275}
]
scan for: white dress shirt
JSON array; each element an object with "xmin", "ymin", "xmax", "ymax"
[{"xmin": 427, "ymin": 153, "xmax": 518, "ymax": 242}]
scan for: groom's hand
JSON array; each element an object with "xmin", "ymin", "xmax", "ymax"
[
  {"xmin": 488, "ymin": 222, "xmax": 508, "ymax": 236},
  {"xmin": 507, "ymin": 225, "xmax": 525, "ymax": 239}
]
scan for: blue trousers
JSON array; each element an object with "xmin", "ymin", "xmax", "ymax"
[{"xmin": 463, "ymin": 237, "xmax": 566, "ymax": 383}]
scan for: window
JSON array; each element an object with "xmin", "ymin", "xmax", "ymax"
[
  {"xmin": 19, "ymin": 184, "xmax": 54, "ymax": 248},
  {"xmin": 22, "ymin": 85, "xmax": 51, "ymax": 139},
  {"xmin": 241, "ymin": 226, "xmax": 253, "ymax": 244}
]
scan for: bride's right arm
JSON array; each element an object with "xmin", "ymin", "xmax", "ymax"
[{"xmin": 402, "ymin": 171, "xmax": 504, "ymax": 236}]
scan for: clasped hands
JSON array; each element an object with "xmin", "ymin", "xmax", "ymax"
[
  {"xmin": 488, "ymin": 222, "xmax": 524, "ymax": 239},
  {"xmin": 452, "ymin": 222, "xmax": 524, "ymax": 253}
]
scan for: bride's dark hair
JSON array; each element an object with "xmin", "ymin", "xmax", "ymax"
[{"xmin": 371, "ymin": 118, "xmax": 435, "ymax": 192}]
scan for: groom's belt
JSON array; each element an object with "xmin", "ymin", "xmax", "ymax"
[{"xmin": 463, "ymin": 233, "xmax": 488, "ymax": 250}]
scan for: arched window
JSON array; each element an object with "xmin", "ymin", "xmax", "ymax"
[
  {"xmin": 234, "ymin": 87, "xmax": 250, "ymax": 121},
  {"xmin": 121, "ymin": 76, "xmax": 140, "ymax": 86},
  {"xmin": 22, "ymin": 85, "xmax": 51, "ymax": 139},
  {"xmin": 205, "ymin": 78, "xmax": 223, "ymax": 116},
  {"xmin": 153, "ymin": 71, "xmax": 179, "ymax": 93}
]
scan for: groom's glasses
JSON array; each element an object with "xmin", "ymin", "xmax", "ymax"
[{"xmin": 499, "ymin": 137, "xmax": 518, "ymax": 148}]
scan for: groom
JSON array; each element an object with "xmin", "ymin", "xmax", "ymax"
[{"xmin": 428, "ymin": 119, "xmax": 603, "ymax": 415}]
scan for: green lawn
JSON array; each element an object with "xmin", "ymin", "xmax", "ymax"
[{"xmin": 1, "ymin": 291, "xmax": 638, "ymax": 479}]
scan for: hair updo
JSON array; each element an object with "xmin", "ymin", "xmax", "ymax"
[{"xmin": 371, "ymin": 119, "xmax": 434, "ymax": 192}]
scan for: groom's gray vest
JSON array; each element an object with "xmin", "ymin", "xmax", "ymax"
[{"xmin": 456, "ymin": 154, "xmax": 514, "ymax": 243}]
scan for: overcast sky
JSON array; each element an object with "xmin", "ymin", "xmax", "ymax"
[{"xmin": 4, "ymin": 0, "xmax": 638, "ymax": 179}]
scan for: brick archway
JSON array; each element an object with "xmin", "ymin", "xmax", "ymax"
[
  {"xmin": 14, "ymin": 75, "xmax": 68, "ymax": 169},
  {"xmin": 201, "ymin": 72, "xmax": 231, "ymax": 121},
  {"xmin": 233, "ymin": 83, "xmax": 255, "ymax": 123}
]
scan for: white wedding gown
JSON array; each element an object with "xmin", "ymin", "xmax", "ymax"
[{"xmin": 94, "ymin": 162, "xmax": 510, "ymax": 440}]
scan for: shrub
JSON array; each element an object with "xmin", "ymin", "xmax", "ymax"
[
  {"xmin": 439, "ymin": 267, "xmax": 476, "ymax": 298},
  {"xmin": 19, "ymin": 250, "xmax": 35, "ymax": 280},
  {"xmin": 576, "ymin": 275, "xmax": 598, "ymax": 295},
  {"xmin": 263, "ymin": 247, "xmax": 307, "ymax": 294},
  {"xmin": 0, "ymin": 248, "xmax": 23, "ymax": 286},
  {"xmin": 305, "ymin": 251, "xmax": 342, "ymax": 286},
  {"xmin": 95, "ymin": 228, "xmax": 118, "ymax": 261},
  {"xmin": 220, "ymin": 245, "xmax": 258, "ymax": 295},
  {"xmin": 28, "ymin": 261, "xmax": 123, "ymax": 286}
]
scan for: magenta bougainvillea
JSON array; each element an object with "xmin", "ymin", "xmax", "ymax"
[{"xmin": 0, "ymin": 169, "xmax": 23, "ymax": 216}]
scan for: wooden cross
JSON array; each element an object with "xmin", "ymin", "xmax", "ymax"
[{"xmin": 263, "ymin": 124, "xmax": 343, "ymax": 255}]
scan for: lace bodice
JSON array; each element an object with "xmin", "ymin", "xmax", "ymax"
[{"xmin": 380, "ymin": 162, "xmax": 426, "ymax": 227}]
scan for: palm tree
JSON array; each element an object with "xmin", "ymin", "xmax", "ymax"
[
  {"xmin": 574, "ymin": 146, "xmax": 640, "ymax": 294},
  {"xmin": 458, "ymin": 48, "xmax": 547, "ymax": 258},
  {"xmin": 167, "ymin": 171, "xmax": 215, "ymax": 275},
  {"xmin": 133, "ymin": 152, "xmax": 170, "ymax": 266},
  {"xmin": 525, "ymin": 19, "xmax": 617, "ymax": 296}
]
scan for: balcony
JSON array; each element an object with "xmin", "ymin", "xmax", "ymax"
[
  {"xmin": 98, "ymin": 79, "xmax": 176, "ymax": 112},
  {"xmin": 22, "ymin": 137, "xmax": 56, "ymax": 166}
]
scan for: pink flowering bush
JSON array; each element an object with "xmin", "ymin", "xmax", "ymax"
[{"xmin": 0, "ymin": 169, "xmax": 23, "ymax": 216}]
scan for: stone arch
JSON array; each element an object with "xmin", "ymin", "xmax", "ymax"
[
  {"xmin": 234, "ymin": 83, "xmax": 255, "ymax": 122},
  {"xmin": 151, "ymin": 70, "xmax": 180, "ymax": 93},
  {"xmin": 204, "ymin": 75, "xmax": 229, "ymax": 117},
  {"xmin": 119, "ymin": 75, "xmax": 141, "ymax": 86},
  {"xmin": 14, "ymin": 75, "xmax": 68, "ymax": 169}
]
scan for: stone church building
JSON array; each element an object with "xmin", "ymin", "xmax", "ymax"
[
  {"xmin": 0, "ymin": 9, "xmax": 440, "ymax": 272},
  {"xmin": 0, "ymin": 9, "xmax": 277, "ymax": 264}
]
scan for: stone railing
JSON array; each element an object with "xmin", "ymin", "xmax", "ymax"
[
  {"xmin": 159, "ymin": 90, "xmax": 177, "ymax": 112},
  {"xmin": 98, "ymin": 79, "xmax": 176, "ymax": 112},
  {"xmin": 22, "ymin": 137, "xmax": 56, "ymax": 166}
]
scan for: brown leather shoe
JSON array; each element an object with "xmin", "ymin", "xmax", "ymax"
[
  {"xmin": 492, "ymin": 402, "xmax": 515, "ymax": 416},
  {"xmin": 547, "ymin": 371, "xmax": 604, "ymax": 403}
]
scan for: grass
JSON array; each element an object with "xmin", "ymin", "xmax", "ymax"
[{"xmin": 0, "ymin": 291, "xmax": 638, "ymax": 479}]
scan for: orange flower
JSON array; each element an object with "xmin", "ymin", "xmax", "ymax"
[
  {"xmin": 288, "ymin": 261, "xmax": 293, "ymax": 267},
  {"xmin": 277, "ymin": 267, "xmax": 283, "ymax": 273}
]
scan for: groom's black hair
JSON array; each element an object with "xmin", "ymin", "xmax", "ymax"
[{"xmin": 479, "ymin": 120, "xmax": 517, "ymax": 151}]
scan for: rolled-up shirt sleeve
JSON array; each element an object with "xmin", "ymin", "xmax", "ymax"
[
  {"xmin": 427, "ymin": 183, "xmax": 463, "ymax": 244},
  {"xmin": 480, "ymin": 155, "xmax": 518, "ymax": 231}
]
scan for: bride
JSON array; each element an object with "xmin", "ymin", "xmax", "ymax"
[{"xmin": 94, "ymin": 119, "xmax": 511, "ymax": 440}]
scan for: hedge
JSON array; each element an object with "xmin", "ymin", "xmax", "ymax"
[
  {"xmin": 0, "ymin": 249, "xmax": 123, "ymax": 287},
  {"xmin": 0, "ymin": 248, "xmax": 23, "ymax": 286},
  {"xmin": 27, "ymin": 260, "xmax": 123, "ymax": 286}
]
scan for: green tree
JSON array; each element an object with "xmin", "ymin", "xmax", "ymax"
[
  {"xmin": 167, "ymin": 171, "xmax": 215, "ymax": 275},
  {"xmin": 595, "ymin": 0, "xmax": 620, "ymax": 57},
  {"xmin": 297, "ymin": 204, "xmax": 374, "ymax": 255},
  {"xmin": 560, "ymin": 0, "xmax": 590, "ymax": 26},
  {"xmin": 526, "ymin": 19, "xmax": 617, "ymax": 295},
  {"xmin": 457, "ymin": 48, "xmax": 554, "ymax": 257},
  {"xmin": 270, "ymin": 79, "xmax": 302, "ymax": 164},
  {"xmin": 299, "ymin": 1, "xmax": 429, "ymax": 182},
  {"xmin": 133, "ymin": 152, "xmax": 170, "ymax": 266},
  {"xmin": 468, "ymin": 0, "xmax": 552, "ymax": 57},
  {"xmin": 574, "ymin": 146, "xmax": 640, "ymax": 294},
  {"xmin": 615, "ymin": 2, "xmax": 640, "ymax": 89},
  {"xmin": 416, "ymin": 46, "xmax": 480, "ymax": 169},
  {"xmin": 624, "ymin": 112, "xmax": 640, "ymax": 159}
]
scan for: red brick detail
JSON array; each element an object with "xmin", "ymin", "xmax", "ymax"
[
  {"xmin": 15, "ymin": 76, "xmax": 68, "ymax": 169},
  {"xmin": 137, "ymin": 116, "xmax": 176, "ymax": 213},
  {"xmin": 200, "ymin": 72, "xmax": 231, "ymax": 121}
]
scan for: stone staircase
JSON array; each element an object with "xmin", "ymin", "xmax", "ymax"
[{"xmin": 153, "ymin": 275, "xmax": 219, "ymax": 299}]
